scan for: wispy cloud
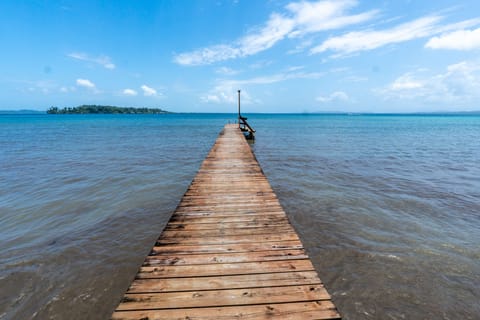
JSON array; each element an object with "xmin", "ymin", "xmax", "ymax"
[
  {"xmin": 311, "ymin": 16, "xmax": 442, "ymax": 56},
  {"xmin": 175, "ymin": 0, "xmax": 479, "ymax": 63},
  {"xmin": 68, "ymin": 52, "xmax": 116, "ymax": 69},
  {"xmin": 425, "ymin": 27, "xmax": 480, "ymax": 50},
  {"xmin": 174, "ymin": 0, "xmax": 376, "ymax": 65},
  {"xmin": 286, "ymin": 0, "xmax": 377, "ymax": 37},
  {"xmin": 141, "ymin": 84, "xmax": 157, "ymax": 96},
  {"xmin": 175, "ymin": 13, "xmax": 294, "ymax": 66},
  {"xmin": 311, "ymin": 15, "xmax": 480, "ymax": 57},
  {"xmin": 123, "ymin": 88, "xmax": 138, "ymax": 96}
]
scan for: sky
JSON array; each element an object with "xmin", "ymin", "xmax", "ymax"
[{"xmin": 1, "ymin": 0, "xmax": 480, "ymax": 113}]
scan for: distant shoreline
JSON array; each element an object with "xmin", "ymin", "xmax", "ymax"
[
  {"xmin": 1, "ymin": 110, "xmax": 480, "ymax": 116},
  {"xmin": 46, "ymin": 105, "xmax": 171, "ymax": 114}
]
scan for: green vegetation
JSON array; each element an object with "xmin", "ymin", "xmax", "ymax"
[{"xmin": 46, "ymin": 105, "xmax": 170, "ymax": 114}]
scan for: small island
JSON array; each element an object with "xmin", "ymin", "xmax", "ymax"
[{"xmin": 47, "ymin": 105, "xmax": 170, "ymax": 114}]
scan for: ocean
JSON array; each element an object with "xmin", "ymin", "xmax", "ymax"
[{"xmin": 1, "ymin": 113, "xmax": 479, "ymax": 319}]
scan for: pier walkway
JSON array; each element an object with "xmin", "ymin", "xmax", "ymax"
[{"xmin": 112, "ymin": 124, "xmax": 341, "ymax": 319}]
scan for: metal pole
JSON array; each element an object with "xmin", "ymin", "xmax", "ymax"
[{"xmin": 238, "ymin": 90, "xmax": 241, "ymax": 128}]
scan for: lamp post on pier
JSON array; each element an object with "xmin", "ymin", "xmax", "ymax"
[{"xmin": 237, "ymin": 90, "xmax": 241, "ymax": 128}]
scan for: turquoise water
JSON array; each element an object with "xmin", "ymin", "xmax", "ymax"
[{"xmin": 1, "ymin": 114, "xmax": 479, "ymax": 319}]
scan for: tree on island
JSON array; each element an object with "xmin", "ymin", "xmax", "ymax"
[{"xmin": 46, "ymin": 105, "xmax": 170, "ymax": 114}]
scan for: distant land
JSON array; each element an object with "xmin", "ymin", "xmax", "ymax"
[
  {"xmin": 0, "ymin": 109, "xmax": 44, "ymax": 114},
  {"xmin": 46, "ymin": 105, "xmax": 171, "ymax": 114},
  {"xmin": 1, "ymin": 108, "xmax": 480, "ymax": 115}
]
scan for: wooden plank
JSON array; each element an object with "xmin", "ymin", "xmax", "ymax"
[
  {"xmin": 112, "ymin": 301, "xmax": 340, "ymax": 320},
  {"xmin": 156, "ymin": 233, "xmax": 301, "ymax": 245},
  {"xmin": 112, "ymin": 124, "xmax": 341, "ymax": 319},
  {"xmin": 129, "ymin": 271, "xmax": 322, "ymax": 292},
  {"xmin": 176, "ymin": 204, "xmax": 283, "ymax": 210},
  {"xmin": 172, "ymin": 208, "xmax": 286, "ymax": 215},
  {"xmin": 151, "ymin": 240, "xmax": 304, "ymax": 255},
  {"xmin": 180, "ymin": 195, "xmax": 278, "ymax": 201},
  {"xmin": 168, "ymin": 215, "xmax": 289, "ymax": 225},
  {"xmin": 137, "ymin": 259, "xmax": 315, "ymax": 278},
  {"xmin": 159, "ymin": 227, "xmax": 296, "ymax": 238},
  {"xmin": 117, "ymin": 284, "xmax": 331, "ymax": 310},
  {"xmin": 178, "ymin": 200, "xmax": 281, "ymax": 207},
  {"xmin": 165, "ymin": 220, "xmax": 289, "ymax": 230},
  {"xmin": 143, "ymin": 249, "xmax": 308, "ymax": 266}
]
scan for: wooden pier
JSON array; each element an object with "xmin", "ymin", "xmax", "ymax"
[{"xmin": 112, "ymin": 124, "xmax": 341, "ymax": 319}]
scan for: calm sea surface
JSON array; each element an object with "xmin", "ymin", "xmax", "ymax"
[{"xmin": 1, "ymin": 113, "xmax": 479, "ymax": 319}]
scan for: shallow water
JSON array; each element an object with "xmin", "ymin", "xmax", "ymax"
[
  {"xmin": 252, "ymin": 114, "xmax": 480, "ymax": 319},
  {"xmin": 1, "ymin": 113, "xmax": 479, "ymax": 319}
]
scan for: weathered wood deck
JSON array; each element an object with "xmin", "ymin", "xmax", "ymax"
[{"xmin": 112, "ymin": 124, "xmax": 341, "ymax": 320}]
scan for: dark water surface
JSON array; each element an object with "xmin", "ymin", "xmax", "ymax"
[{"xmin": 1, "ymin": 114, "xmax": 479, "ymax": 319}]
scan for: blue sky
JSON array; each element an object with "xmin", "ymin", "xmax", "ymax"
[{"xmin": 1, "ymin": 0, "xmax": 480, "ymax": 113}]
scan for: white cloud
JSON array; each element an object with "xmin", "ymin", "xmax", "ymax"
[
  {"xmin": 76, "ymin": 78, "xmax": 95, "ymax": 89},
  {"xmin": 377, "ymin": 61, "xmax": 480, "ymax": 107},
  {"xmin": 175, "ymin": 13, "xmax": 294, "ymax": 65},
  {"xmin": 174, "ymin": 45, "xmax": 240, "ymax": 66},
  {"xmin": 390, "ymin": 74, "xmax": 424, "ymax": 90},
  {"xmin": 425, "ymin": 28, "xmax": 480, "ymax": 50},
  {"xmin": 316, "ymin": 91, "xmax": 349, "ymax": 103},
  {"xmin": 435, "ymin": 18, "xmax": 480, "ymax": 35},
  {"xmin": 312, "ymin": 15, "xmax": 480, "ymax": 57},
  {"xmin": 104, "ymin": 63, "xmax": 115, "ymax": 70},
  {"xmin": 202, "ymin": 94, "xmax": 221, "ymax": 103},
  {"xmin": 141, "ymin": 85, "xmax": 157, "ymax": 96},
  {"xmin": 68, "ymin": 52, "xmax": 87, "ymax": 60},
  {"xmin": 201, "ymin": 88, "xmax": 237, "ymax": 104},
  {"xmin": 123, "ymin": 88, "xmax": 138, "ymax": 96},
  {"xmin": 173, "ymin": 1, "xmax": 480, "ymax": 64},
  {"xmin": 286, "ymin": 0, "xmax": 377, "ymax": 37},
  {"xmin": 311, "ymin": 16, "xmax": 442, "ymax": 55},
  {"xmin": 68, "ymin": 52, "xmax": 116, "ymax": 69},
  {"xmin": 239, "ymin": 13, "xmax": 295, "ymax": 57},
  {"xmin": 174, "ymin": 0, "xmax": 376, "ymax": 65}
]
